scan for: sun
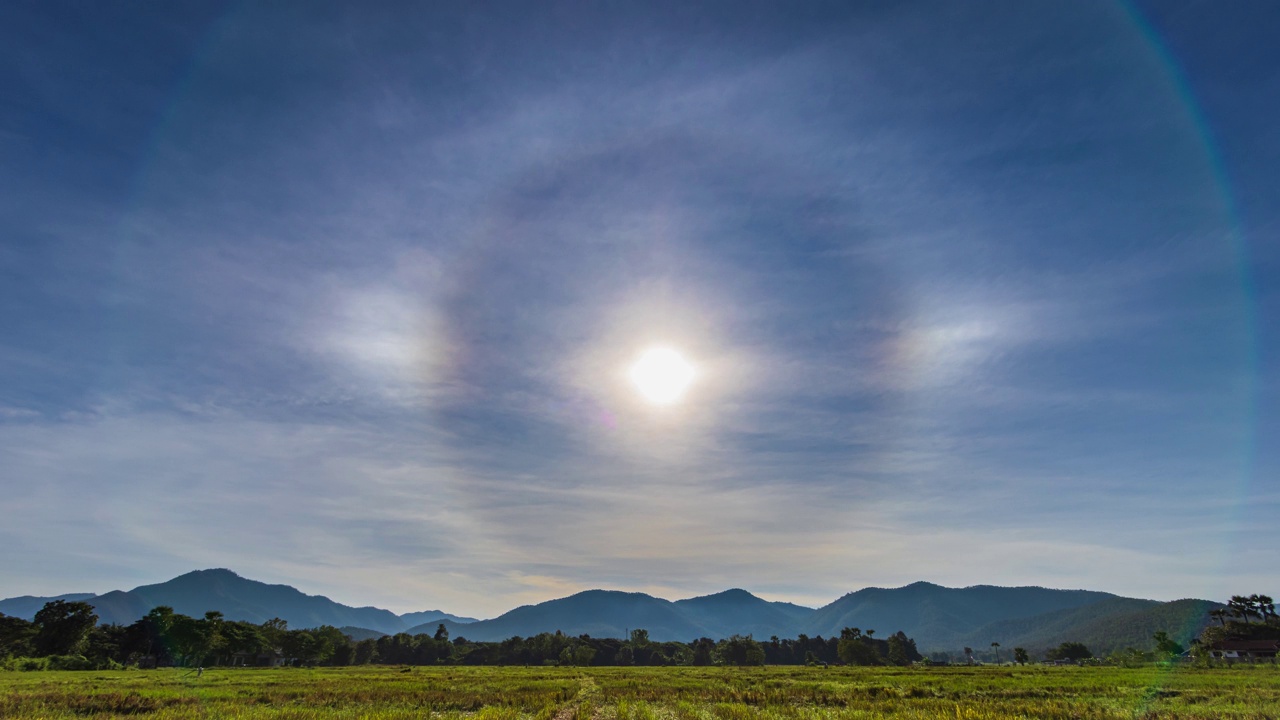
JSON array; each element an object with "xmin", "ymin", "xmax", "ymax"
[{"xmin": 629, "ymin": 347, "xmax": 695, "ymax": 405}]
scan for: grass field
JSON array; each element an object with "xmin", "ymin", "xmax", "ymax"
[{"xmin": 2, "ymin": 665, "xmax": 1278, "ymax": 719}]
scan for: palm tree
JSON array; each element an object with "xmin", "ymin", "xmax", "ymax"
[
  {"xmin": 1256, "ymin": 594, "xmax": 1276, "ymax": 621},
  {"xmin": 991, "ymin": 642, "xmax": 1001, "ymax": 663},
  {"xmin": 1210, "ymin": 608, "xmax": 1229, "ymax": 627},
  {"xmin": 1229, "ymin": 595, "xmax": 1254, "ymax": 623},
  {"xmin": 1248, "ymin": 594, "xmax": 1264, "ymax": 620}
]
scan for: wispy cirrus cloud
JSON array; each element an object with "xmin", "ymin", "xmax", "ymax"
[{"xmin": 0, "ymin": 1, "xmax": 1275, "ymax": 615}]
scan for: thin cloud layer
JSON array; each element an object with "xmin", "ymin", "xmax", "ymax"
[{"xmin": 0, "ymin": 1, "xmax": 1276, "ymax": 615}]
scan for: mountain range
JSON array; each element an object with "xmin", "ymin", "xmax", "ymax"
[
  {"xmin": 0, "ymin": 569, "xmax": 476, "ymax": 636},
  {"xmin": 0, "ymin": 569, "xmax": 1219, "ymax": 653}
]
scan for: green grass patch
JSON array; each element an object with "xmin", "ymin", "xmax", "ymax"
[{"xmin": 1, "ymin": 665, "xmax": 1278, "ymax": 719}]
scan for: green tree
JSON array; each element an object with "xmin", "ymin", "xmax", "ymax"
[
  {"xmin": 353, "ymin": 638, "xmax": 379, "ymax": 665},
  {"xmin": 1107, "ymin": 647, "xmax": 1153, "ymax": 666},
  {"xmin": 434, "ymin": 623, "xmax": 449, "ymax": 642},
  {"xmin": 145, "ymin": 605, "xmax": 175, "ymax": 632},
  {"xmin": 84, "ymin": 623, "xmax": 128, "ymax": 668},
  {"xmin": 203, "ymin": 611, "xmax": 226, "ymax": 664},
  {"xmin": 169, "ymin": 614, "xmax": 216, "ymax": 666},
  {"xmin": 558, "ymin": 645, "xmax": 575, "ymax": 666},
  {"xmin": 886, "ymin": 634, "xmax": 911, "ymax": 666},
  {"xmin": 1229, "ymin": 595, "xmax": 1257, "ymax": 623},
  {"xmin": 890, "ymin": 631, "xmax": 920, "ymax": 663},
  {"xmin": 691, "ymin": 637, "xmax": 715, "ymax": 666},
  {"xmin": 260, "ymin": 617, "xmax": 288, "ymax": 650},
  {"xmin": 559, "ymin": 641, "xmax": 596, "ymax": 666},
  {"xmin": 838, "ymin": 628, "xmax": 879, "ymax": 666},
  {"xmin": 716, "ymin": 635, "xmax": 765, "ymax": 666},
  {"xmin": 1046, "ymin": 642, "xmax": 1092, "ymax": 662},
  {"xmin": 1152, "ymin": 631, "xmax": 1184, "ymax": 658},
  {"xmin": 1013, "ymin": 647, "xmax": 1029, "ymax": 665},
  {"xmin": 222, "ymin": 621, "xmax": 268, "ymax": 664},
  {"xmin": 306, "ymin": 626, "xmax": 347, "ymax": 665},
  {"xmin": 668, "ymin": 643, "xmax": 693, "ymax": 666},
  {"xmin": 281, "ymin": 629, "xmax": 314, "ymax": 665},
  {"xmin": 0, "ymin": 613, "xmax": 36, "ymax": 658},
  {"xmin": 615, "ymin": 645, "xmax": 634, "ymax": 665},
  {"xmin": 33, "ymin": 600, "xmax": 98, "ymax": 656},
  {"xmin": 1255, "ymin": 594, "xmax": 1276, "ymax": 621},
  {"xmin": 137, "ymin": 605, "xmax": 177, "ymax": 663},
  {"xmin": 990, "ymin": 642, "xmax": 1001, "ymax": 663}
]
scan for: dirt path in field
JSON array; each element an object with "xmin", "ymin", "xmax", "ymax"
[{"xmin": 553, "ymin": 675, "xmax": 600, "ymax": 720}]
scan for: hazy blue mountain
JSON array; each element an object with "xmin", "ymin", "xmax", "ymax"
[
  {"xmin": 339, "ymin": 626, "xmax": 388, "ymax": 641},
  {"xmin": 0, "ymin": 570, "xmax": 473, "ymax": 633},
  {"xmin": 0, "ymin": 593, "xmax": 96, "ymax": 620},
  {"xmin": 121, "ymin": 569, "xmax": 408, "ymax": 633},
  {"xmin": 400, "ymin": 610, "xmax": 478, "ymax": 626},
  {"xmin": 1053, "ymin": 598, "xmax": 1221, "ymax": 656},
  {"xmin": 405, "ymin": 618, "xmax": 470, "ymax": 639},
  {"xmin": 958, "ymin": 597, "xmax": 1222, "ymax": 657},
  {"xmin": 2, "ymin": 572, "xmax": 1223, "ymax": 654},
  {"xmin": 804, "ymin": 581, "xmax": 1118, "ymax": 649},
  {"xmin": 408, "ymin": 590, "xmax": 716, "ymax": 641},
  {"xmin": 429, "ymin": 584, "xmax": 1217, "ymax": 653},
  {"xmin": 674, "ymin": 589, "xmax": 812, "ymax": 639},
  {"xmin": 952, "ymin": 596, "xmax": 1157, "ymax": 654},
  {"xmin": 85, "ymin": 589, "xmax": 153, "ymax": 626}
]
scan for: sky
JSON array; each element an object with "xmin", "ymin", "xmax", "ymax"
[{"xmin": 1, "ymin": 1, "xmax": 1277, "ymax": 618}]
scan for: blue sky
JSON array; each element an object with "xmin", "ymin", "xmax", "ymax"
[{"xmin": 1, "ymin": 0, "xmax": 1276, "ymax": 617}]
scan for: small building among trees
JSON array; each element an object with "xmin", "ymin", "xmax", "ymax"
[{"xmin": 1207, "ymin": 639, "xmax": 1279, "ymax": 662}]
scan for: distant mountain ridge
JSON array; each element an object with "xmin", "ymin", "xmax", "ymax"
[
  {"xmin": 0, "ymin": 569, "xmax": 476, "ymax": 635},
  {"xmin": 400, "ymin": 610, "xmax": 478, "ymax": 627},
  {"xmin": 407, "ymin": 589, "xmax": 721, "ymax": 640},
  {"xmin": 804, "ymin": 581, "xmax": 1120, "ymax": 648},
  {"xmin": 0, "ymin": 570, "xmax": 1219, "ymax": 653},
  {"xmin": 675, "ymin": 588, "xmax": 813, "ymax": 640},
  {"xmin": 406, "ymin": 587, "xmax": 820, "ymax": 643},
  {"xmin": 0, "ymin": 593, "xmax": 96, "ymax": 620},
  {"xmin": 957, "ymin": 597, "xmax": 1220, "ymax": 656}
]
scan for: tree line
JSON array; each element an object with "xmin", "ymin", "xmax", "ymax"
[
  {"xmin": 1195, "ymin": 593, "xmax": 1280, "ymax": 654},
  {"xmin": 1209, "ymin": 594, "xmax": 1276, "ymax": 628},
  {"xmin": 0, "ymin": 601, "xmax": 923, "ymax": 669},
  {"xmin": 11, "ymin": 593, "xmax": 1266, "ymax": 669}
]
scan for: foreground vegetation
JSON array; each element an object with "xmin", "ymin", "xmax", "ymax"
[
  {"xmin": 3, "ymin": 664, "xmax": 1280, "ymax": 720},
  {"xmin": 1, "ymin": 602, "xmax": 923, "ymax": 668}
]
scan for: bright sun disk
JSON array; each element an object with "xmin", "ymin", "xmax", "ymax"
[{"xmin": 630, "ymin": 347, "xmax": 695, "ymax": 405}]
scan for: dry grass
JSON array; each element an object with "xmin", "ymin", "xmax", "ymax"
[{"xmin": 1, "ymin": 664, "xmax": 1278, "ymax": 719}]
